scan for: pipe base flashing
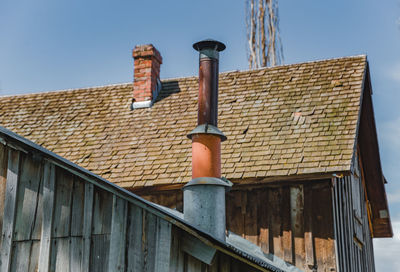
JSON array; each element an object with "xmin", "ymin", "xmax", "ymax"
[
  {"xmin": 183, "ymin": 177, "xmax": 232, "ymax": 191},
  {"xmin": 187, "ymin": 124, "xmax": 227, "ymax": 141}
]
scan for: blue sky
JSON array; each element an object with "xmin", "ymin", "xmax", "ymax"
[{"xmin": 1, "ymin": 0, "xmax": 399, "ymax": 270}]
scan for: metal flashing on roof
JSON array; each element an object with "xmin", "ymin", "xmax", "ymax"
[{"xmin": 187, "ymin": 123, "xmax": 227, "ymax": 141}]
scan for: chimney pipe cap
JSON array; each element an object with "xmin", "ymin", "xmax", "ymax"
[{"xmin": 193, "ymin": 39, "xmax": 226, "ymax": 52}]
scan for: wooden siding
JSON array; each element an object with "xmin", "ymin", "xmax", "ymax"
[
  {"xmin": 143, "ymin": 182, "xmax": 337, "ymax": 272},
  {"xmin": 332, "ymin": 155, "xmax": 375, "ymax": 271},
  {"xmin": 0, "ymin": 142, "xmax": 268, "ymax": 272}
]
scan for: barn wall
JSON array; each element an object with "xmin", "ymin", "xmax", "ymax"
[
  {"xmin": 0, "ymin": 143, "xmax": 265, "ymax": 272},
  {"xmin": 332, "ymin": 154, "xmax": 375, "ymax": 271},
  {"xmin": 142, "ymin": 181, "xmax": 337, "ymax": 272}
]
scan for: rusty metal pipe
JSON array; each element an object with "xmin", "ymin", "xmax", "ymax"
[
  {"xmin": 198, "ymin": 58, "xmax": 219, "ymax": 126},
  {"xmin": 184, "ymin": 39, "xmax": 229, "ymax": 241}
]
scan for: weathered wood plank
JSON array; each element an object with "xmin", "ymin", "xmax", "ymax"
[
  {"xmin": 52, "ymin": 168, "xmax": 74, "ymax": 238},
  {"xmin": 282, "ymin": 186, "xmax": 293, "ymax": 263},
  {"xmin": 108, "ymin": 195, "xmax": 127, "ymax": 272},
  {"xmin": 126, "ymin": 204, "xmax": 144, "ymax": 271},
  {"xmin": 313, "ymin": 184, "xmax": 336, "ymax": 271},
  {"xmin": 70, "ymin": 237, "xmax": 83, "ymax": 272},
  {"xmin": 186, "ymin": 254, "xmax": 203, "ymax": 272},
  {"xmin": 0, "ymin": 144, "xmax": 8, "ymax": 246},
  {"xmin": 29, "ymin": 241, "xmax": 40, "ymax": 272},
  {"xmin": 257, "ymin": 189, "xmax": 271, "ymax": 253},
  {"xmin": 90, "ymin": 234, "xmax": 110, "ymax": 272},
  {"xmin": 144, "ymin": 211, "xmax": 157, "ymax": 272},
  {"xmin": 219, "ymin": 253, "xmax": 231, "ymax": 272},
  {"xmin": 10, "ymin": 241, "xmax": 32, "ymax": 272},
  {"xmin": 154, "ymin": 218, "xmax": 172, "ymax": 272},
  {"xmin": 71, "ymin": 177, "xmax": 85, "ymax": 236},
  {"xmin": 290, "ymin": 185, "xmax": 305, "ymax": 269},
  {"xmin": 92, "ymin": 188, "xmax": 113, "ymax": 235},
  {"xmin": 14, "ymin": 155, "xmax": 42, "ymax": 241},
  {"xmin": 81, "ymin": 182, "xmax": 94, "ymax": 272},
  {"xmin": 50, "ymin": 238, "xmax": 70, "ymax": 272},
  {"xmin": 258, "ymin": 189, "xmax": 269, "ymax": 253},
  {"xmin": 38, "ymin": 161, "xmax": 56, "ymax": 272},
  {"xmin": 0, "ymin": 149, "xmax": 20, "ymax": 272},
  {"xmin": 270, "ymin": 188, "xmax": 283, "ymax": 258},
  {"xmin": 169, "ymin": 226, "xmax": 184, "ymax": 272},
  {"xmin": 244, "ymin": 189, "xmax": 258, "ymax": 245},
  {"xmin": 303, "ymin": 185, "xmax": 315, "ymax": 269}
]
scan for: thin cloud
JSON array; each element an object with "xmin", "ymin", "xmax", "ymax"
[
  {"xmin": 388, "ymin": 62, "xmax": 400, "ymax": 82},
  {"xmin": 388, "ymin": 190, "xmax": 400, "ymax": 204},
  {"xmin": 374, "ymin": 219, "xmax": 400, "ymax": 271},
  {"xmin": 381, "ymin": 117, "xmax": 400, "ymax": 149}
]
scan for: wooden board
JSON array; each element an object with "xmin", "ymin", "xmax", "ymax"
[
  {"xmin": 0, "ymin": 149, "xmax": 20, "ymax": 272},
  {"xmin": 90, "ymin": 234, "xmax": 110, "ymax": 272},
  {"xmin": 0, "ymin": 144, "xmax": 8, "ymax": 246},
  {"xmin": 108, "ymin": 195, "xmax": 127, "ymax": 272},
  {"xmin": 71, "ymin": 177, "xmax": 85, "ymax": 236},
  {"xmin": 126, "ymin": 204, "xmax": 144, "ymax": 271},
  {"xmin": 52, "ymin": 167, "xmax": 74, "ymax": 238},
  {"xmin": 92, "ymin": 187, "xmax": 113, "ymax": 235},
  {"xmin": 38, "ymin": 161, "xmax": 56, "ymax": 272},
  {"xmin": 14, "ymin": 155, "xmax": 42, "ymax": 241}
]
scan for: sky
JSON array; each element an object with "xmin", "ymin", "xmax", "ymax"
[{"xmin": 1, "ymin": 0, "xmax": 399, "ymax": 270}]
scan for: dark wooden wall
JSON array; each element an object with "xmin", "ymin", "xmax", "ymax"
[
  {"xmin": 141, "ymin": 181, "xmax": 337, "ymax": 272},
  {"xmin": 332, "ymin": 154, "xmax": 375, "ymax": 271}
]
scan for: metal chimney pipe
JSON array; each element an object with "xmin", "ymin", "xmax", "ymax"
[{"xmin": 183, "ymin": 39, "xmax": 231, "ymax": 241}]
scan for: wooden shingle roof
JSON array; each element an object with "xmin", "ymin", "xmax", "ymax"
[{"xmin": 0, "ymin": 56, "xmax": 367, "ymax": 189}]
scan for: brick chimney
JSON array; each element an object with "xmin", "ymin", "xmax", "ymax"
[{"xmin": 131, "ymin": 44, "xmax": 162, "ymax": 109}]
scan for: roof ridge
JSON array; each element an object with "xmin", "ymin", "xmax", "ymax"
[
  {"xmin": 220, "ymin": 54, "xmax": 367, "ymax": 75},
  {"xmin": 0, "ymin": 82, "xmax": 133, "ymax": 98},
  {"xmin": 1, "ymin": 54, "xmax": 366, "ymax": 97}
]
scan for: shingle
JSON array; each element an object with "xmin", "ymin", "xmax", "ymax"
[{"xmin": 0, "ymin": 56, "xmax": 366, "ymax": 189}]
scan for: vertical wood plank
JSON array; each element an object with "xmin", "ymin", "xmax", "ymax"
[
  {"xmin": 303, "ymin": 184, "xmax": 315, "ymax": 269},
  {"xmin": 270, "ymin": 187, "xmax": 283, "ymax": 258},
  {"xmin": 144, "ymin": 211, "xmax": 157, "ymax": 272},
  {"xmin": 14, "ymin": 156, "xmax": 42, "ymax": 241},
  {"xmin": 81, "ymin": 182, "xmax": 94, "ymax": 272},
  {"xmin": 258, "ymin": 189, "xmax": 270, "ymax": 253},
  {"xmin": 90, "ymin": 234, "xmax": 110, "ymax": 272},
  {"xmin": 282, "ymin": 186, "xmax": 293, "ymax": 263},
  {"xmin": 108, "ymin": 196, "xmax": 127, "ymax": 272},
  {"xmin": 29, "ymin": 241, "xmax": 40, "ymax": 272},
  {"xmin": 10, "ymin": 241, "xmax": 32, "ymax": 272},
  {"xmin": 71, "ymin": 177, "xmax": 85, "ymax": 236},
  {"xmin": 290, "ymin": 185, "xmax": 305, "ymax": 269},
  {"xmin": 92, "ymin": 188, "xmax": 113, "ymax": 235},
  {"xmin": 70, "ymin": 237, "xmax": 83, "ymax": 272},
  {"xmin": 313, "ymin": 183, "xmax": 336, "ymax": 271},
  {"xmin": 38, "ymin": 161, "xmax": 55, "ymax": 272},
  {"xmin": 50, "ymin": 238, "xmax": 70, "ymax": 272},
  {"xmin": 169, "ymin": 226, "xmax": 184, "ymax": 272},
  {"xmin": 154, "ymin": 219, "xmax": 172, "ymax": 272},
  {"xmin": 244, "ymin": 189, "xmax": 258, "ymax": 244},
  {"xmin": 52, "ymin": 168, "xmax": 74, "ymax": 238},
  {"xmin": 0, "ymin": 149, "xmax": 20, "ymax": 272},
  {"xmin": 126, "ymin": 204, "xmax": 144, "ymax": 271},
  {"xmin": 186, "ymin": 254, "xmax": 203, "ymax": 272},
  {"xmin": 219, "ymin": 253, "xmax": 231, "ymax": 272},
  {"xmin": 0, "ymin": 144, "xmax": 8, "ymax": 246}
]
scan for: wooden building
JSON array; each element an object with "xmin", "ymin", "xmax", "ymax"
[
  {"xmin": 0, "ymin": 43, "xmax": 392, "ymax": 271},
  {"xmin": 0, "ymin": 127, "xmax": 302, "ymax": 272}
]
